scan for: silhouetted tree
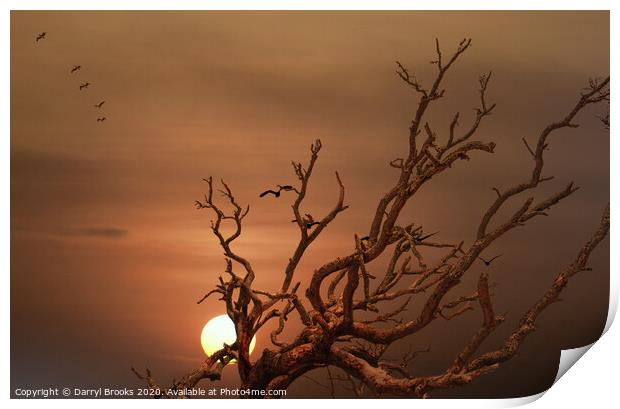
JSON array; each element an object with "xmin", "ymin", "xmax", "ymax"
[{"xmin": 133, "ymin": 38, "xmax": 610, "ymax": 398}]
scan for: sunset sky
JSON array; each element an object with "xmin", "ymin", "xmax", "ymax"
[{"xmin": 11, "ymin": 11, "xmax": 609, "ymax": 398}]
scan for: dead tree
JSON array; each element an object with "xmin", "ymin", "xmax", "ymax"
[{"xmin": 133, "ymin": 39, "xmax": 610, "ymax": 398}]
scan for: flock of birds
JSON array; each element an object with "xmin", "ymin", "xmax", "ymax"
[
  {"xmin": 259, "ymin": 183, "xmax": 503, "ymax": 266},
  {"xmin": 36, "ymin": 32, "xmax": 109, "ymax": 123}
]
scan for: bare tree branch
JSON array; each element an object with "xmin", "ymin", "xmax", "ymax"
[{"xmin": 135, "ymin": 39, "xmax": 610, "ymax": 399}]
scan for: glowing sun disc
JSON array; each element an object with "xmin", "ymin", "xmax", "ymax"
[{"xmin": 200, "ymin": 314, "xmax": 256, "ymax": 359}]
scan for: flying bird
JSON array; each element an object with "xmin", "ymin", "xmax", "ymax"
[
  {"xmin": 70, "ymin": 65, "xmax": 82, "ymax": 73},
  {"xmin": 291, "ymin": 214, "xmax": 318, "ymax": 229},
  {"xmin": 94, "ymin": 100, "xmax": 106, "ymax": 108},
  {"xmin": 291, "ymin": 218, "xmax": 319, "ymax": 228},
  {"xmin": 260, "ymin": 189, "xmax": 281, "ymax": 198},
  {"xmin": 35, "ymin": 32, "xmax": 46, "ymax": 42},
  {"xmin": 414, "ymin": 231, "xmax": 439, "ymax": 242},
  {"xmin": 259, "ymin": 184, "xmax": 295, "ymax": 198},
  {"xmin": 478, "ymin": 254, "xmax": 503, "ymax": 266},
  {"xmin": 96, "ymin": 117, "xmax": 107, "ymax": 122},
  {"xmin": 79, "ymin": 82, "xmax": 90, "ymax": 90}
]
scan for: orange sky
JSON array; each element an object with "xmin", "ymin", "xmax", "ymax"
[{"xmin": 11, "ymin": 11, "xmax": 609, "ymax": 397}]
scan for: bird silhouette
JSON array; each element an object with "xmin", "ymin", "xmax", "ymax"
[
  {"xmin": 260, "ymin": 189, "xmax": 281, "ymax": 198},
  {"xmin": 94, "ymin": 100, "xmax": 106, "ymax": 108},
  {"xmin": 291, "ymin": 214, "xmax": 318, "ymax": 229},
  {"xmin": 70, "ymin": 65, "xmax": 82, "ymax": 73},
  {"xmin": 79, "ymin": 82, "xmax": 90, "ymax": 90},
  {"xmin": 414, "ymin": 231, "xmax": 439, "ymax": 242},
  {"xmin": 259, "ymin": 184, "xmax": 295, "ymax": 198},
  {"xmin": 478, "ymin": 254, "xmax": 503, "ymax": 266},
  {"xmin": 35, "ymin": 32, "xmax": 46, "ymax": 42},
  {"xmin": 96, "ymin": 117, "xmax": 107, "ymax": 122}
]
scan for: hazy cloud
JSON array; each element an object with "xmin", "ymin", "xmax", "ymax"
[{"xmin": 56, "ymin": 227, "xmax": 129, "ymax": 239}]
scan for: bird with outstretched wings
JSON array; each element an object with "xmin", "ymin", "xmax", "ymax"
[
  {"xmin": 259, "ymin": 184, "xmax": 295, "ymax": 198},
  {"xmin": 478, "ymin": 254, "xmax": 503, "ymax": 266}
]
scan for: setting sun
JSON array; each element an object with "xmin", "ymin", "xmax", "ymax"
[{"xmin": 200, "ymin": 314, "xmax": 256, "ymax": 358}]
